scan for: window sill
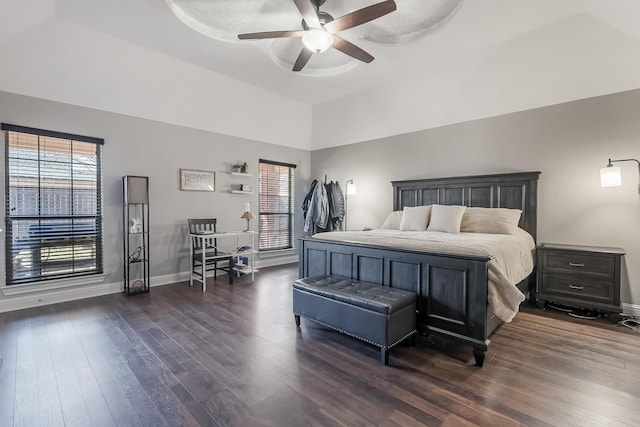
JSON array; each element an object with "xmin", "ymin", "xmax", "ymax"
[
  {"xmin": 0, "ymin": 274, "xmax": 107, "ymax": 296},
  {"xmin": 259, "ymin": 248, "xmax": 296, "ymax": 258}
]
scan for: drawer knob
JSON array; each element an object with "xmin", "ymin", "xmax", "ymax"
[
  {"xmin": 569, "ymin": 284, "xmax": 584, "ymax": 290},
  {"xmin": 568, "ymin": 262, "xmax": 585, "ymax": 268}
]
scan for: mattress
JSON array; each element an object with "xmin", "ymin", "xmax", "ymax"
[{"xmin": 312, "ymin": 228, "xmax": 536, "ymax": 322}]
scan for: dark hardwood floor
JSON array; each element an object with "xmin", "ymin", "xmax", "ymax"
[{"xmin": 1, "ymin": 264, "xmax": 639, "ymax": 426}]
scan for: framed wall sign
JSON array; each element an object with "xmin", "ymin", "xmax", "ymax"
[{"xmin": 180, "ymin": 169, "xmax": 215, "ymax": 191}]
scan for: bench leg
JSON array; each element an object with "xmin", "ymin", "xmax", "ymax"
[
  {"xmin": 408, "ymin": 333, "xmax": 416, "ymax": 347},
  {"xmin": 294, "ymin": 314, "xmax": 300, "ymax": 327},
  {"xmin": 473, "ymin": 348, "xmax": 486, "ymax": 367},
  {"xmin": 381, "ymin": 348, "xmax": 389, "ymax": 365}
]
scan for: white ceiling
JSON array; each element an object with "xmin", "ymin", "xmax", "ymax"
[{"xmin": 2, "ymin": 0, "xmax": 640, "ymax": 150}]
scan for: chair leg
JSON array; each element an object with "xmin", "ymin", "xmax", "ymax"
[
  {"xmin": 202, "ymin": 259, "xmax": 206, "ymax": 292},
  {"xmin": 229, "ymin": 259, "xmax": 234, "ymax": 284}
]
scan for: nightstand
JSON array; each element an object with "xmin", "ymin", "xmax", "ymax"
[{"xmin": 536, "ymin": 243, "xmax": 625, "ymax": 322}]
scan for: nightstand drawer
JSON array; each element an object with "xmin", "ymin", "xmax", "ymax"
[
  {"xmin": 541, "ymin": 274, "xmax": 612, "ymax": 302},
  {"xmin": 543, "ymin": 251, "xmax": 614, "ymax": 277}
]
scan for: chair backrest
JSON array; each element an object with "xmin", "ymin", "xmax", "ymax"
[{"xmin": 188, "ymin": 218, "xmax": 218, "ymax": 250}]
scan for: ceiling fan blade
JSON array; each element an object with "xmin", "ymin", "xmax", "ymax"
[
  {"xmin": 324, "ymin": 0, "xmax": 396, "ymax": 33},
  {"xmin": 293, "ymin": 0, "xmax": 321, "ymax": 28},
  {"xmin": 238, "ymin": 30, "xmax": 306, "ymax": 40},
  {"xmin": 293, "ymin": 47, "xmax": 313, "ymax": 72},
  {"xmin": 332, "ymin": 35, "xmax": 374, "ymax": 63}
]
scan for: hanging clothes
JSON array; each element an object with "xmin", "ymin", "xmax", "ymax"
[
  {"xmin": 328, "ymin": 181, "xmax": 345, "ymax": 229},
  {"xmin": 302, "ymin": 179, "xmax": 345, "ymax": 234},
  {"xmin": 325, "ymin": 181, "xmax": 335, "ymax": 229},
  {"xmin": 302, "ymin": 179, "xmax": 318, "ymax": 221},
  {"xmin": 303, "ymin": 179, "xmax": 329, "ymax": 234}
]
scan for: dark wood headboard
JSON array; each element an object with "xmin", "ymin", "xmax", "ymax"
[{"xmin": 391, "ymin": 171, "xmax": 541, "ymax": 240}]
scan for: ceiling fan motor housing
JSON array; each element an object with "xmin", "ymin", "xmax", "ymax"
[
  {"xmin": 310, "ymin": 0, "xmax": 327, "ymax": 8},
  {"xmin": 302, "ymin": 11, "xmax": 334, "ymax": 30}
]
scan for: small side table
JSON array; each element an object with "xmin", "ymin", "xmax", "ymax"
[{"xmin": 536, "ymin": 243, "xmax": 625, "ymax": 322}]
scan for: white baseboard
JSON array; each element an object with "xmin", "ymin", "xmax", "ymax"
[
  {"xmin": 0, "ymin": 256, "xmax": 299, "ymax": 313},
  {"xmin": 0, "ymin": 271, "xmax": 188, "ymax": 313},
  {"xmin": 622, "ymin": 303, "xmax": 640, "ymax": 317},
  {"xmin": 256, "ymin": 255, "xmax": 298, "ymax": 268},
  {"xmin": 0, "ymin": 280, "xmax": 121, "ymax": 313}
]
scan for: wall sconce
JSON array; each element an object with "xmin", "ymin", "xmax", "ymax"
[
  {"xmin": 600, "ymin": 158, "xmax": 640, "ymax": 193},
  {"xmin": 344, "ymin": 179, "xmax": 356, "ymax": 230}
]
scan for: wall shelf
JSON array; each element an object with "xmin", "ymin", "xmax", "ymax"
[
  {"xmin": 231, "ymin": 172, "xmax": 253, "ymax": 177},
  {"xmin": 230, "ymin": 190, "xmax": 252, "ymax": 194}
]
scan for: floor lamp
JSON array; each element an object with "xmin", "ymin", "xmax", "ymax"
[{"xmin": 344, "ymin": 179, "xmax": 356, "ymax": 230}]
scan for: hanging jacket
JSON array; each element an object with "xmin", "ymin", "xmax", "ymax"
[
  {"xmin": 304, "ymin": 180, "xmax": 329, "ymax": 234},
  {"xmin": 324, "ymin": 182, "xmax": 335, "ymax": 231},
  {"xmin": 329, "ymin": 181, "xmax": 345, "ymax": 224},
  {"xmin": 302, "ymin": 179, "xmax": 318, "ymax": 220}
]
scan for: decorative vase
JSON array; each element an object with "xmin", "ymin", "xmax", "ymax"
[{"xmin": 241, "ymin": 162, "xmax": 248, "ymax": 173}]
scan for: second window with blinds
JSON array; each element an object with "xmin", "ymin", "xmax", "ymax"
[{"xmin": 258, "ymin": 159, "xmax": 296, "ymax": 251}]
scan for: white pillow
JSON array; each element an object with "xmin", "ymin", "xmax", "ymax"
[
  {"xmin": 460, "ymin": 207, "xmax": 522, "ymax": 234},
  {"xmin": 380, "ymin": 211, "xmax": 403, "ymax": 229},
  {"xmin": 399, "ymin": 205, "xmax": 432, "ymax": 231},
  {"xmin": 426, "ymin": 204, "xmax": 466, "ymax": 233}
]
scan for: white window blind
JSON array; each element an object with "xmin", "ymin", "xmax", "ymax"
[
  {"xmin": 258, "ymin": 159, "xmax": 296, "ymax": 251},
  {"xmin": 3, "ymin": 124, "xmax": 104, "ymax": 285}
]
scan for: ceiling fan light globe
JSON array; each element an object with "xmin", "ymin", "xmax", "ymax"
[{"xmin": 302, "ymin": 28, "xmax": 333, "ymax": 53}]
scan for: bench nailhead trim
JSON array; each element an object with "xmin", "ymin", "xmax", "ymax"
[{"xmin": 294, "ymin": 313, "xmax": 416, "ymax": 350}]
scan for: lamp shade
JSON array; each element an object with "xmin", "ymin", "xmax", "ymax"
[
  {"xmin": 241, "ymin": 211, "xmax": 255, "ymax": 220},
  {"xmin": 302, "ymin": 28, "xmax": 333, "ymax": 53},
  {"xmin": 600, "ymin": 166, "xmax": 622, "ymax": 187},
  {"xmin": 346, "ymin": 182, "xmax": 357, "ymax": 196}
]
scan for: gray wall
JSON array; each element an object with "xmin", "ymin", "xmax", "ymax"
[
  {"xmin": 0, "ymin": 91, "xmax": 311, "ymax": 303},
  {"xmin": 311, "ymin": 89, "xmax": 640, "ymax": 310},
  {"xmin": 2, "ymin": 88, "xmax": 640, "ymax": 312}
]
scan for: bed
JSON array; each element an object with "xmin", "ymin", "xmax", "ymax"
[{"xmin": 298, "ymin": 171, "xmax": 540, "ymax": 366}]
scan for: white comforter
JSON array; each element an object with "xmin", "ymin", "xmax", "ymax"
[{"xmin": 312, "ymin": 228, "xmax": 536, "ymax": 322}]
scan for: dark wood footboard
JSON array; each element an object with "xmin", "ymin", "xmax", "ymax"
[{"xmin": 299, "ymin": 237, "xmax": 494, "ymax": 365}]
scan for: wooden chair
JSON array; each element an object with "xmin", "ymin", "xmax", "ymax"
[{"xmin": 188, "ymin": 218, "xmax": 234, "ymax": 289}]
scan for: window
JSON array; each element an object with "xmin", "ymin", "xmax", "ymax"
[
  {"xmin": 258, "ymin": 159, "xmax": 296, "ymax": 251},
  {"xmin": 3, "ymin": 124, "xmax": 104, "ymax": 285}
]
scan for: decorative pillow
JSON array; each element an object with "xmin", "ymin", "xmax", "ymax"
[
  {"xmin": 399, "ymin": 205, "xmax": 432, "ymax": 231},
  {"xmin": 380, "ymin": 211, "xmax": 403, "ymax": 229},
  {"xmin": 426, "ymin": 204, "xmax": 466, "ymax": 233},
  {"xmin": 460, "ymin": 207, "xmax": 522, "ymax": 234}
]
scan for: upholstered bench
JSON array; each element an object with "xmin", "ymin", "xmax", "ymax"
[{"xmin": 293, "ymin": 275, "xmax": 417, "ymax": 365}]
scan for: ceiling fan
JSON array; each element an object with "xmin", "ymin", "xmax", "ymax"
[{"xmin": 238, "ymin": 0, "xmax": 397, "ymax": 72}]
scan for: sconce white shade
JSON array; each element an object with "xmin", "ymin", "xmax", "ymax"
[
  {"xmin": 302, "ymin": 28, "xmax": 333, "ymax": 53},
  {"xmin": 346, "ymin": 182, "xmax": 357, "ymax": 196},
  {"xmin": 600, "ymin": 166, "xmax": 622, "ymax": 187}
]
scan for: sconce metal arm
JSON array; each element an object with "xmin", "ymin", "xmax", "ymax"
[{"xmin": 608, "ymin": 158, "xmax": 640, "ymax": 168}]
